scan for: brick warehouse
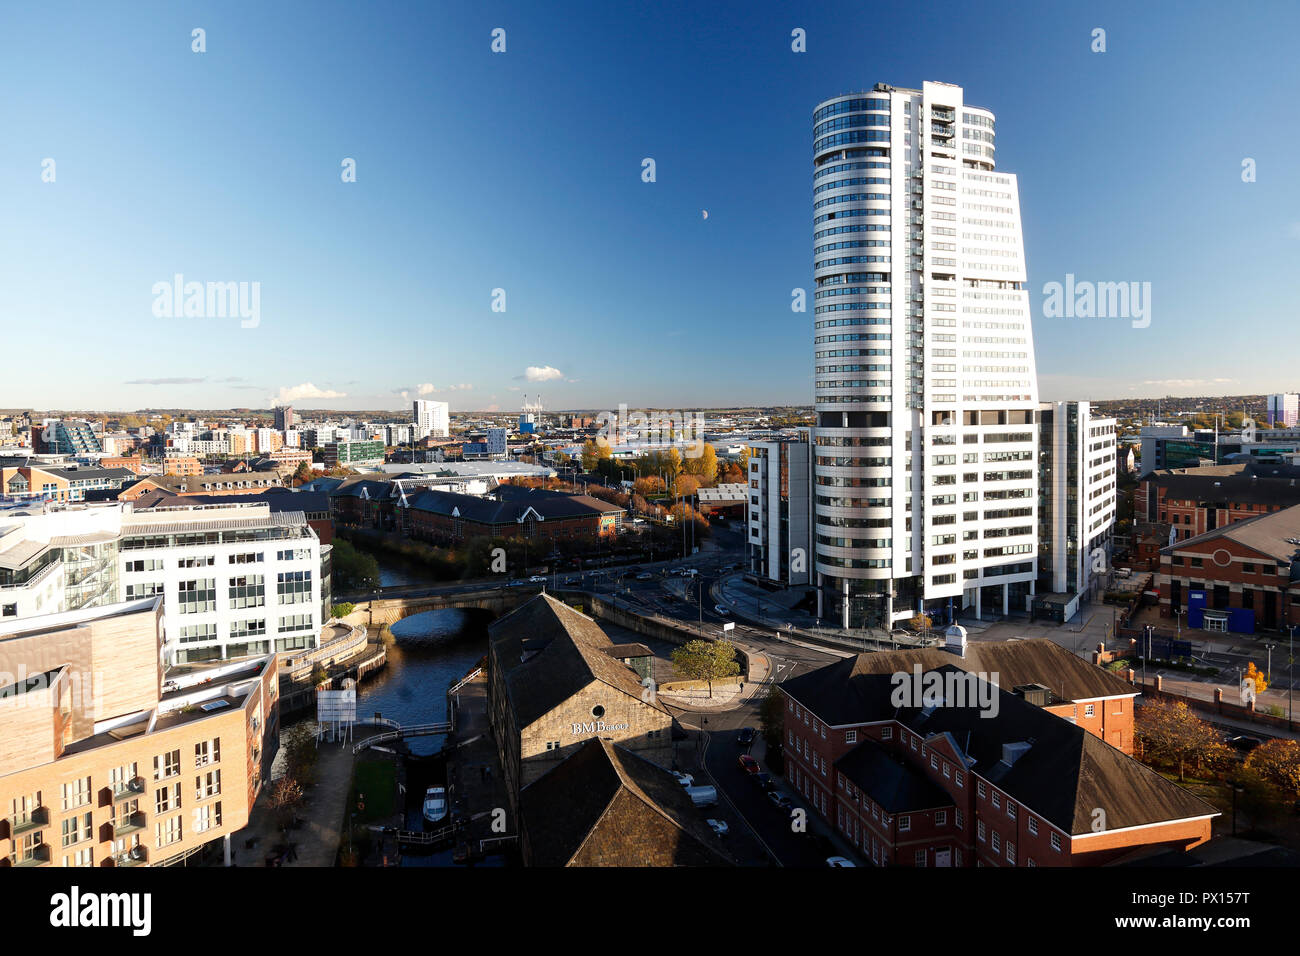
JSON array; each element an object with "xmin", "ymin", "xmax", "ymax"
[
  {"xmin": 487, "ymin": 594, "xmax": 675, "ymax": 821},
  {"xmin": 779, "ymin": 634, "xmax": 1216, "ymax": 867},
  {"xmin": 405, "ymin": 486, "xmax": 624, "ymax": 544},
  {"xmin": 1156, "ymin": 502, "xmax": 1300, "ymax": 634}
]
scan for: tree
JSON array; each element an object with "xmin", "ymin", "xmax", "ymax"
[
  {"xmin": 737, "ymin": 446, "xmax": 751, "ymax": 471},
  {"xmin": 909, "ymin": 613, "xmax": 932, "ymax": 633},
  {"xmin": 674, "ymin": 473, "xmax": 701, "ymax": 497},
  {"xmin": 291, "ymin": 461, "xmax": 313, "ymax": 487},
  {"xmin": 270, "ymin": 776, "xmax": 305, "ymax": 832},
  {"xmin": 1245, "ymin": 661, "xmax": 1268, "ymax": 693},
  {"xmin": 1246, "ymin": 739, "xmax": 1300, "ymax": 795},
  {"xmin": 331, "ymin": 602, "xmax": 356, "ymax": 619},
  {"xmin": 1135, "ymin": 699, "xmax": 1231, "ymax": 781},
  {"xmin": 665, "ymin": 447, "xmax": 683, "ymax": 482},
  {"xmin": 671, "ymin": 639, "xmax": 740, "ymax": 698}
]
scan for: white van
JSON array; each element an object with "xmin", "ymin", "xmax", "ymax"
[{"xmin": 685, "ymin": 785, "xmax": 717, "ymax": 808}]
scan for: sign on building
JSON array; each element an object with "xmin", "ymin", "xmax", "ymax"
[{"xmin": 317, "ymin": 679, "xmax": 357, "ymax": 742}]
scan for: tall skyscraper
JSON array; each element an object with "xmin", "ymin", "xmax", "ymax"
[
  {"xmin": 413, "ymin": 399, "xmax": 450, "ymax": 439},
  {"xmin": 812, "ymin": 81, "xmax": 1039, "ymax": 629},
  {"xmin": 274, "ymin": 404, "xmax": 296, "ymax": 431},
  {"xmin": 1267, "ymin": 393, "xmax": 1299, "ymax": 427}
]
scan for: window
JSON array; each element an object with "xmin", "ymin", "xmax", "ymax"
[
  {"xmin": 991, "ymin": 791, "xmax": 1000, "ymax": 809},
  {"xmin": 898, "ymin": 815, "xmax": 911, "ymax": 832},
  {"xmin": 63, "ymin": 847, "xmax": 94, "ymax": 868},
  {"xmin": 955, "ymin": 810, "xmax": 964, "ymax": 830},
  {"xmin": 1027, "ymin": 817, "xmax": 1038, "ymax": 836},
  {"xmin": 846, "ymin": 730, "xmax": 857, "ymax": 744},
  {"xmin": 277, "ymin": 570, "xmax": 313, "ymax": 604},
  {"xmin": 228, "ymin": 552, "xmax": 263, "ymax": 565},
  {"xmin": 177, "ymin": 578, "xmax": 216, "ymax": 614},
  {"xmin": 155, "ymin": 817, "xmax": 182, "ymax": 849},
  {"xmin": 195, "ymin": 738, "xmax": 221, "ymax": 768},
  {"xmin": 915, "ymin": 849, "xmax": 927, "ymax": 866},
  {"xmin": 1006, "ymin": 801, "xmax": 1016, "ymax": 820},
  {"xmin": 991, "ymin": 831, "xmax": 1001, "ymax": 853},
  {"xmin": 61, "ymin": 777, "xmax": 91, "ymax": 811},
  {"xmin": 1006, "ymin": 840, "xmax": 1016, "ymax": 864},
  {"xmin": 154, "ymin": 750, "xmax": 181, "ymax": 781},
  {"xmin": 155, "ymin": 782, "xmax": 181, "ymax": 814},
  {"xmin": 1050, "ymin": 832, "xmax": 1062, "ymax": 852},
  {"xmin": 1084, "ymin": 703, "xmax": 1095, "ymax": 718},
  {"xmin": 881, "ymin": 726, "xmax": 892, "ymax": 740},
  {"xmin": 955, "ymin": 771, "xmax": 964, "ymax": 788},
  {"xmin": 228, "ymin": 574, "xmax": 265, "ymax": 609},
  {"xmin": 196, "ymin": 770, "xmax": 221, "ymax": 800},
  {"xmin": 61, "ymin": 812, "xmax": 92, "ymax": 847},
  {"xmin": 942, "ymin": 762, "xmax": 951, "ymax": 778},
  {"xmin": 977, "ymin": 820, "xmax": 986, "ymax": 842},
  {"xmin": 977, "ymin": 780, "xmax": 987, "ymax": 798},
  {"xmin": 192, "ymin": 802, "xmax": 222, "ymax": 834},
  {"xmin": 930, "ymin": 754, "xmax": 939, "ymax": 770},
  {"xmin": 935, "ymin": 810, "xmax": 947, "ymax": 826}
]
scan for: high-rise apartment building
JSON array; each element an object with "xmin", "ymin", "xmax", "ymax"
[
  {"xmin": 413, "ymin": 400, "xmax": 450, "ymax": 439},
  {"xmin": 746, "ymin": 430, "xmax": 814, "ymax": 587},
  {"xmin": 812, "ymin": 81, "xmax": 1038, "ymax": 629},
  {"xmin": 1035, "ymin": 402, "xmax": 1117, "ymax": 621},
  {"xmin": 1267, "ymin": 393, "xmax": 1299, "ymax": 428},
  {"xmin": 273, "ymin": 405, "xmax": 296, "ymax": 432}
]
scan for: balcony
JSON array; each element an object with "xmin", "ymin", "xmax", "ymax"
[
  {"xmin": 112, "ymin": 778, "xmax": 147, "ymax": 803},
  {"xmin": 111, "ymin": 846, "xmax": 149, "ymax": 868},
  {"xmin": 113, "ymin": 812, "xmax": 147, "ymax": 837},
  {"xmin": 10, "ymin": 807, "xmax": 48, "ymax": 836},
  {"xmin": 7, "ymin": 846, "xmax": 51, "ymax": 867}
]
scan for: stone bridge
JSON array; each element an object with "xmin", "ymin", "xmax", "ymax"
[{"xmin": 351, "ymin": 586, "xmax": 541, "ymax": 628}]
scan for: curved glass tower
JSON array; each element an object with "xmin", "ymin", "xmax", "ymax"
[{"xmin": 812, "ymin": 81, "xmax": 1038, "ymax": 629}]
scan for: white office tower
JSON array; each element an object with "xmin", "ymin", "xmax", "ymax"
[
  {"xmin": 1037, "ymin": 402, "xmax": 1117, "ymax": 620},
  {"xmin": 812, "ymin": 81, "xmax": 1039, "ymax": 629},
  {"xmin": 413, "ymin": 400, "xmax": 450, "ymax": 439}
]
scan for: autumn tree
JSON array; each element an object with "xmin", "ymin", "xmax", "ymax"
[
  {"xmin": 671, "ymin": 639, "xmax": 741, "ymax": 698},
  {"xmin": 1245, "ymin": 661, "xmax": 1269, "ymax": 693},
  {"xmin": 634, "ymin": 475, "xmax": 665, "ymax": 497},
  {"xmin": 1135, "ymin": 699, "xmax": 1231, "ymax": 781},
  {"xmin": 674, "ymin": 473, "xmax": 701, "ymax": 497},
  {"xmin": 1245, "ymin": 739, "xmax": 1300, "ymax": 795},
  {"xmin": 909, "ymin": 613, "xmax": 933, "ymax": 633}
]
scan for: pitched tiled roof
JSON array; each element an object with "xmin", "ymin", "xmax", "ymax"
[
  {"xmin": 520, "ymin": 738, "xmax": 733, "ymax": 867},
  {"xmin": 835, "ymin": 739, "xmax": 953, "ymax": 813},
  {"xmin": 406, "ymin": 488, "xmax": 621, "ymax": 523},
  {"xmin": 490, "ymin": 594, "xmax": 668, "ymax": 727}
]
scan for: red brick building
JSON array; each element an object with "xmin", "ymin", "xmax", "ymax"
[
  {"xmin": 404, "ymin": 487, "xmax": 623, "ymax": 543},
  {"xmin": 1156, "ymin": 503, "xmax": 1300, "ymax": 634},
  {"xmin": 779, "ymin": 638, "xmax": 1216, "ymax": 867}
]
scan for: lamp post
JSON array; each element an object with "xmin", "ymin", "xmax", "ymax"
[
  {"xmin": 1232, "ymin": 783, "xmax": 1244, "ymax": 836},
  {"xmin": 1289, "ymin": 623, "xmax": 1297, "ymax": 727},
  {"xmin": 1265, "ymin": 643, "xmax": 1276, "ymax": 683}
]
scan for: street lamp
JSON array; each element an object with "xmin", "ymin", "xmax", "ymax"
[
  {"xmin": 1232, "ymin": 783, "xmax": 1245, "ymax": 836},
  {"xmin": 1288, "ymin": 623, "xmax": 1297, "ymax": 727},
  {"xmin": 1265, "ymin": 643, "xmax": 1276, "ymax": 683}
]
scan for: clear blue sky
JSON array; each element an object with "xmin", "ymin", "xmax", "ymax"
[{"xmin": 1, "ymin": 0, "xmax": 1297, "ymax": 412}]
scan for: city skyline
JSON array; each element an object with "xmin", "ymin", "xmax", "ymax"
[{"xmin": 4, "ymin": 1, "xmax": 1298, "ymax": 411}]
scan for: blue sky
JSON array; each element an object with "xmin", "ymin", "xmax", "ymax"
[{"xmin": 1, "ymin": 0, "xmax": 1297, "ymax": 412}]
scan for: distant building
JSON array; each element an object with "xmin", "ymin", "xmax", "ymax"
[
  {"xmin": 413, "ymin": 400, "xmax": 450, "ymax": 440},
  {"xmin": 162, "ymin": 456, "xmax": 202, "ymax": 477},
  {"xmin": 1267, "ymin": 393, "xmax": 1299, "ymax": 428},
  {"xmin": 273, "ymin": 405, "xmax": 296, "ymax": 432},
  {"xmin": 403, "ymin": 486, "xmax": 623, "ymax": 543},
  {"xmin": 322, "ymin": 440, "xmax": 385, "ymax": 469},
  {"xmin": 0, "ymin": 465, "xmax": 137, "ymax": 503},
  {"xmin": 34, "ymin": 421, "xmax": 101, "ymax": 457}
]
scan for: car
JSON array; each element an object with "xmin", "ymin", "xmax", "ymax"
[
  {"xmin": 636, "ymin": 572, "xmax": 654, "ymax": 580},
  {"xmin": 751, "ymin": 771, "xmax": 775, "ymax": 792},
  {"xmin": 161, "ymin": 679, "xmax": 180, "ymax": 694},
  {"xmin": 671, "ymin": 771, "xmax": 694, "ymax": 788},
  {"xmin": 735, "ymin": 726, "xmax": 756, "ymax": 746},
  {"xmin": 1230, "ymin": 735, "xmax": 1264, "ymax": 753},
  {"xmin": 706, "ymin": 819, "xmax": 729, "ymax": 836},
  {"xmin": 767, "ymin": 791, "xmax": 793, "ymax": 811},
  {"xmin": 715, "ymin": 604, "xmax": 731, "ymax": 616},
  {"xmin": 737, "ymin": 754, "xmax": 759, "ymax": 774},
  {"xmin": 826, "ymin": 856, "xmax": 856, "ymax": 868},
  {"xmin": 528, "ymin": 575, "xmax": 546, "ymax": 583},
  {"xmin": 509, "ymin": 579, "xmax": 524, "ymax": 586}
]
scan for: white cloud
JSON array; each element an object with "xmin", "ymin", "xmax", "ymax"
[
  {"xmin": 522, "ymin": 365, "xmax": 564, "ymax": 383},
  {"xmin": 413, "ymin": 382, "xmax": 473, "ymax": 395},
  {"xmin": 269, "ymin": 383, "xmax": 347, "ymax": 405}
]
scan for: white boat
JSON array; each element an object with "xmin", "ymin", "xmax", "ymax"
[{"xmin": 422, "ymin": 786, "xmax": 448, "ymax": 826}]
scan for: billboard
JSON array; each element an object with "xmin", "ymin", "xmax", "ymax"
[{"xmin": 317, "ymin": 688, "xmax": 357, "ymax": 724}]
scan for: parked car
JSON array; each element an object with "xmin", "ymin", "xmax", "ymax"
[
  {"xmin": 737, "ymin": 754, "xmax": 759, "ymax": 774},
  {"xmin": 161, "ymin": 679, "xmax": 180, "ymax": 694},
  {"xmin": 714, "ymin": 605, "xmax": 731, "ymax": 616},
  {"xmin": 1230, "ymin": 735, "xmax": 1264, "ymax": 753},
  {"xmin": 528, "ymin": 575, "xmax": 546, "ymax": 583},
  {"xmin": 636, "ymin": 572, "xmax": 654, "ymax": 580},
  {"xmin": 706, "ymin": 819, "xmax": 729, "ymax": 836},
  {"xmin": 826, "ymin": 856, "xmax": 856, "ymax": 868},
  {"xmin": 735, "ymin": 726, "xmax": 756, "ymax": 746},
  {"xmin": 767, "ymin": 792, "xmax": 793, "ymax": 811},
  {"xmin": 751, "ymin": 772, "xmax": 775, "ymax": 792},
  {"xmin": 671, "ymin": 771, "xmax": 694, "ymax": 788}
]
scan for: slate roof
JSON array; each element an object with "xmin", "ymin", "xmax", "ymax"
[
  {"xmin": 490, "ymin": 593, "xmax": 668, "ymax": 728},
  {"xmin": 1160, "ymin": 502, "xmax": 1300, "ymax": 564},
  {"xmin": 406, "ymin": 488, "xmax": 621, "ymax": 523},
  {"xmin": 780, "ymin": 639, "xmax": 1136, "ymax": 727},
  {"xmin": 131, "ymin": 488, "xmax": 331, "ymax": 517},
  {"xmin": 520, "ymin": 738, "xmax": 732, "ymax": 867},
  {"xmin": 1147, "ymin": 464, "xmax": 1300, "ymax": 507},
  {"xmin": 835, "ymin": 739, "xmax": 953, "ymax": 813}
]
